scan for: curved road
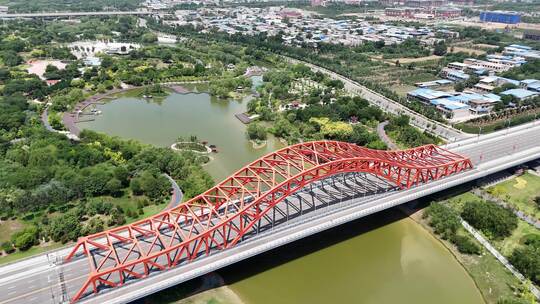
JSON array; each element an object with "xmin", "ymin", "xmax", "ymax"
[
  {"xmin": 376, "ymin": 121, "xmax": 398, "ymax": 150},
  {"xmin": 163, "ymin": 174, "xmax": 184, "ymax": 210},
  {"xmin": 285, "ymin": 57, "xmax": 471, "ymax": 141}
]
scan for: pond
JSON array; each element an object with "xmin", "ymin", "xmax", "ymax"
[
  {"xmin": 77, "ymin": 80, "xmax": 484, "ymax": 304},
  {"xmin": 77, "ymin": 78, "xmax": 282, "ymax": 182}
]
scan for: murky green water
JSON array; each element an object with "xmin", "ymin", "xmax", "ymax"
[
  {"xmin": 229, "ymin": 213, "xmax": 484, "ymax": 304},
  {"xmin": 78, "ymin": 80, "xmax": 282, "ymax": 182},
  {"xmin": 77, "ymin": 83, "xmax": 484, "ymax": 304}
]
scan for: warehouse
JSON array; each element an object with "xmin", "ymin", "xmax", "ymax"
[{"xmin": 480, "ymin": 11, "xmax": 521, "ymax": 24}]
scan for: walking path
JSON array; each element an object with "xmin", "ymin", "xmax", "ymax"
[
  {"xmin": 376, "ymin": 121, "xmax": 398, "ymax": 150},
  {"xmin": 163, "ymin": 173, "xmax": 184, "ymax": 210},
  {"xmin": 461, "ymin": 220, "xmax": 540, "ymax": 299},
  {"xmin": 61, "ymin": 82, "xmax": 205, "ymax": 136},
  {"xmin": 472, "ymin": 188, "xmax": 540, "ymax": 229}
]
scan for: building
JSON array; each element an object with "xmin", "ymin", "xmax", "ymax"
[
  {"xmin": 524, "ymin": 30, "xmax": 540, "ymax": 41},
  {"xmin": 407, "ymin": 88, "xmax": 453, "ymax": 104},
  {"xmin": 385, "ymin": 6, "xmax": 459, "ymax": 19},
  {"xmin": 434, "ymin": 7, "xmax": 461, "ymax": 18},
  {"xmin": 501, "ymin": 89, "xmax": 539, "ymax": 101},
  {"xmin": 480, "ymin": 11, "xmax": 521, "ymax": 24},
  {"xmin": 0, "ymin": 6, "xmax": 7, "ymax": 13},
  {"xmin": 440, "ymin": 67, "xmax": 470, "ymax": 81},
  {"xmin": 520, "ymin": 79, "xmax": 540, "ymax": 92},
  {"xmin": 475, "ymin": 76, "xmax": 520, "ymax": 92},
  {"xmin": 415, "ymin": 79, "xmax": 453, "ymax": 88},
  {"xmin": 408, "ymin": 88, "xmax": 501, "ymax": 117},
  {"xmin": 430, "ymin": 98, "xmax": 470, "ymax": 119},
  {"xmin": 404, "ymin": 0, "xmax": 447, "ymax": 8},
  {"xmin": 503, "ymin": 45, "xmax": 540, "ymax": 60},
  {"xmin": 463, "ymin": 58, "xmax": 511, "ymax": 73},
  {"xmin": 83, "ymin": 57, "xmax": 101, "ymax": 66}
]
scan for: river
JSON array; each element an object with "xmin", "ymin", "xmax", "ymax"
[{"xmin": 77, "ymin": 83, "xmax": 484, "ymax": 304}]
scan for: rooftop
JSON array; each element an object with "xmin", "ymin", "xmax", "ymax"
[{"xmin": 501, "ymin": 89, "xmax": 539, "ymax": 99}]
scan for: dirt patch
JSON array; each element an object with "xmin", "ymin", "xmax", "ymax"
[
  {"xmin": 450, "ymin": 47, "xmax": 486, "ymax": 56},
  {"xmin": 513, "ymin": 177, "xmax": 527, "ymax": 190},
  {"xmin": 175, "ymin": 286, "xmax": 245, "ymax": 304},
  {"xmin": 392, "ymin": 55, "xmax": 442, "ymax": 63}
]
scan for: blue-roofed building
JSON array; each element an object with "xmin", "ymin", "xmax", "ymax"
[
  {"xmin": 480, "ymin": 11, "xmax": 521, "ymax": 24},
  {"xmin": 520, "ymin": 79, "xmax": 540, "ymax": 92},
  {"xmin": 528, "ymin": 82, "xmax": 540, "ymax": 93},
  {"xmin": 475, "ymin": 76, "xmax": 520, "ymax": 92},
  {"xmin": 430, "ymin": 98, "xmax": 470, "ymax": 119},
  {"xmin": 501, "ymin": 88, "xmax": 539, "ymax": 100},
  {"xmin": 414, "ymin": 79, "xmax": 453, "ymax": 88},
  {"xmin": 509, "ymin": 44, "xmax": 532, "ymax": 50},
  {"xmin": 441, "ymin": 68, "xmax": 470, "ymax": 81},
  {"xmin": 407, "ymin": 88, "xmax": 453, "ymax": 104}
]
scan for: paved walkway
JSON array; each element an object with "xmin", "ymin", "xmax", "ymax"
[
  {"xmin": 163, "ymin": 174, "xmax": 184, "ymax": 210},
  {"xmin": 376, "ymin": 121, "xmax": 398, "ymax": 150},
  {"xmin": 462, "ymin": 220, "xmax": 540, "ymax": 299},
  {"xmin": 472, "ymin": 188, "xmax": 540, "ymax": 229}
]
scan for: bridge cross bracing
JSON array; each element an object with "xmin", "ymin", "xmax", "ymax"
[{"xmin": 65, "ymin": 141, "xmax": 472, "ymax": 302}]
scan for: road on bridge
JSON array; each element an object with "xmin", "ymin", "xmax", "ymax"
[{"xmin": 0, "ymin": 122, "xmax": 538, "ymax": 304}]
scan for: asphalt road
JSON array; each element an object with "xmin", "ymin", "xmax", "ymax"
[
  {"xmin": 0, "ymin": 122, "xmax": 538, "ymax": 304},
  {"xmin": 285, "ymin": 57, "xmax": 471, "ymax": 141}
]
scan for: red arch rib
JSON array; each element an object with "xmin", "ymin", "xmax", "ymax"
[{"xmin": 65, "ymin": 141, "xmax": 472, "ymax": 302}]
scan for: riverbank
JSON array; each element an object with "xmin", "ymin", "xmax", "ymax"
[
  {"xmin": 403, "ymin": 205, "xmax": 524, "ymax": 304},
  {"xmin": 174, "ymin": 286, "xmax": 244, "ymax": 304},
  {"xmin": 61, "ymin": 83, "xmax": 198, "ymax": 136}
]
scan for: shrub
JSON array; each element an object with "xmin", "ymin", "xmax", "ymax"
[
  {"xmin": 1, "ymin": 242, "xmax": 15, "ymax": 254},
  {"xmin": 461, "ymin": 200, "xmax": 517, "ymax": 239},
  {"xmin": 509, "ymin": 245, "xmax": 540, "ymax": 285},
  {"xmin": 451, "ymin": 234, "xmax": 481, "ymax": 255},
  {"xmin": 424, "ymin": 203, "xmax": 460, "ymax": 239}
]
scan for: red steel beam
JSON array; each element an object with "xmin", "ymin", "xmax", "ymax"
[{"xmin": 65, "ymin": 141, "xmax": 472, "ymax": 302}]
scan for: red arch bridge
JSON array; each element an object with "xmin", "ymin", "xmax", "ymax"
[{"xmin": 66, "ymin": 141, "xmax": 473, "ymax": 302}]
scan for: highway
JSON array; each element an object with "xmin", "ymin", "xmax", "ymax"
[
  {"xmin": 0, "ymin": 122, "xmax": 538, "ymax": 304},
  {"xmin": 285, "ymin": 57, "xmax": 472, "ymax": 141},
  {"xmin": 0, "ymin": 11, "xmax": 152, "ymax": 19}
]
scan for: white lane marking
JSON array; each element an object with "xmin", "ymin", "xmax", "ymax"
[
  {"xmin": 7, "ymin": 286, "xmax": 15, "ymax": 290},
  {"xmin": 7, "ymin": 291, "xmax": 16, "ymax": 295}
]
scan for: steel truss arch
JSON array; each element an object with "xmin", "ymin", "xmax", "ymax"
[{"xmin": 65, "ymin": 141, "xmax": 473, "ymax": 302}]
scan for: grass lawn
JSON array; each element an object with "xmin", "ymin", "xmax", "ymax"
[
  {"xmin": 487, "ymin": 172, "xmax": 540, "ymax": 220},
  {"xmin": 127, "ymin": 202, "xmax": 168, "ymax": 224},
  {"xmin": 415, "ymin": 210, "xmax": 523, "ymax": 304},
  {"xmin": 494, "ymin": 220, "xmax": 540, "ymax": 257},
  {"xmin": 445, "ymin": 192, "xmax": 485, "ymax": 213},
  {"xmin": 86, "ymin": 195, "xmax": 169, "ymax": 225},
  {"xmin": 460, "ymin": 251, "xmax": 523, "ymax": 304},
  {"xmin": 0, "ymin": 242, "xmax": 65, "ymax": 266},
  {"xmin": 0, "ymin": 220, "xmax": 25, "ymax": 243}
]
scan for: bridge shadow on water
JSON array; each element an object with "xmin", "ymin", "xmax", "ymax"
[
  {"xmin": 137, "ymin": 175, "xmax": 490, "ymax": 304},
  {"xmin": 137, "ymin": 206, "xmax": 409, "ymax": 304}
]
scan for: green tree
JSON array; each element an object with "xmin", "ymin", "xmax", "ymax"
[
  {"xmin": 105, "ymin": 178, "xmax": 123, "ymax": 197},
  {"xmin": 461, "ymin": 200, "xmax": 517, "ymax": 239},
  {"xmin": 49, "ymin": 212, "xmax": 82, "ymax": 243},
  {"xmin": 246, "ymin": 123, "xmax": 267, "ymax": 141}
]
